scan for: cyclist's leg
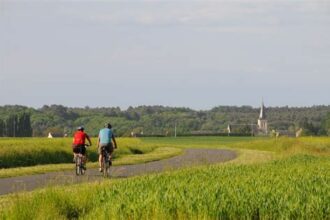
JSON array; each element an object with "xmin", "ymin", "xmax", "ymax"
[
  {"xmin": 72, "ymin": 146, "xmax": 79, "ymax": 163},
  {"xmin": 80, "ymin": 145, "xmax": 87, "ymax": 166},
  {"xmin": 107, "ymin": 143, "xmax": 114, "ymax": 165},
  {"xmin": 80, "ymin": 145, "xmax": 86, "ymax": 162},
  {"xmin": 98, "ymin": 145, "xmax": 103, "ymax": 171}
]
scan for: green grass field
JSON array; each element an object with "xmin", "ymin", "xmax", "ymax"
[
  {"xmin": 0, "ymin": 137, "xmax": 182, "ymax": 178},
  {"xmin": 0, "ymin": 136, "xmax": 329, "ymax": 219},
  {"xmin": 0, "ymin": 138, "xmax": 159, "ymax": 168},
  {"xmin": 0, "ymin": 136, "xmax": 266, "ymax": 177}
]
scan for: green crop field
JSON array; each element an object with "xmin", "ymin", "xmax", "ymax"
[
  {"xmin": 0, "ymin": 136, "xmax": 329, "ymax": 219},
  {"xmin": 0, "ymin": 137, "xmax": 182, "ymax": 178},
  {"xmin": 0, "ymin": 137, "xmax": 158, "ymax": 168}
]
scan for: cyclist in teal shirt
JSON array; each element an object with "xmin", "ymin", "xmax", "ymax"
[{"xmin": 97, "ymin": 123, "xmax": 117, "ymax": 172}]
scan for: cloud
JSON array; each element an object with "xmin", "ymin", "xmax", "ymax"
[
  {"xmin": 296, "ymin": 0, "xmax": 330, "ymax": 13},
  {"xmin": 56, "ymin": 1, "xmax": 273, "ymax": 26},
  {"xmin": 54, "ymin": 0, "xmax": 330, "ymax": 36}
]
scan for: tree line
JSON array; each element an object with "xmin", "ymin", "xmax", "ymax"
[
  {"xmin": 0, "ymin": 104, "xmax": 329, "ymax": 137},
  {"xmin": 0, "ymin": 112, "xmax": 33, "ymax": 137}
]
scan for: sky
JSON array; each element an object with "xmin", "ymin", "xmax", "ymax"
[{"xmin": 1, "ymin": 0, "xmax": 330, "ymax": 110}]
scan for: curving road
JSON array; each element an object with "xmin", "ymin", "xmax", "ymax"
[{"xmin": 0, "ymin": 149, "xmax": 236, "ymax": 195}]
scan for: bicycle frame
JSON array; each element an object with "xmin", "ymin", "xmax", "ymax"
[{"xmin": 74, "ymin": 145, "xmax": 88, "ymax": 175}]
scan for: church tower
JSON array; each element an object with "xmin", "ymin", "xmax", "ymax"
[{"xmin": 257, "ymin": 101, "xmax": 268, "ymax": 134}]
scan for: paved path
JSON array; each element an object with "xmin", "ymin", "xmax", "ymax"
[{"xmin": 0, "ymin": 149, "xmax": 236, "ymax": 195}]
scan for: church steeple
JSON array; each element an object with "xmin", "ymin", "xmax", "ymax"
[
  {"xmin": 257, "ymin": 100, "xmax": 268, "ymax": 134},
  {"xmin": 259, "ymin": 101, "xmax": 266, "ymax": 119}
]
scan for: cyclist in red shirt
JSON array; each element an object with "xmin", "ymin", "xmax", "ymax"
[{"xmin": 72, "ymin": 126, "xmax": 92, "ymax": 167}]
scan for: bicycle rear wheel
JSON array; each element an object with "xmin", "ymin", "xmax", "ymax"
[
  {"xmin": 75, "ymin": 156, "xmax": 81, "ymax": 175},
  {"xmin": 102, "ymin": 155, "xmax": 110, "ymax": 178},
  {"xmin": 80, "ymin": 161, "xmax": 85, "ymax": 175},
  {"xmin": 104, "ymin": 163, "xmax": 110, "ymax": 177}
]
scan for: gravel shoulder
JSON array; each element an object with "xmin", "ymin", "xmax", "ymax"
[{"xmin": 0, "ymin": 148, "xmax": 236, "ymax": 195}]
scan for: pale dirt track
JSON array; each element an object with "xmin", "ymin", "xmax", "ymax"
[{"xmin": 0, "ymin": 149, "xmax": 236, "ymax": 195}]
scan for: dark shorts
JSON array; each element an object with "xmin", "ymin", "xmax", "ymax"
[
  {"xmin": 98, "ymin": 143, "xmax": 114, "ymax": 154},
  {"xmin": 72, "ymin": 145, "xmax": 86, "ymax": 155}
]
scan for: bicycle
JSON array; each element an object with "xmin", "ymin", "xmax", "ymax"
[
  {"xmin": 101, "ymin": 146, "xmax": 112, "ymax": 177},
  {"xmin": 74, "ymin": 144, "xmax": 89, "ymax": 176}
]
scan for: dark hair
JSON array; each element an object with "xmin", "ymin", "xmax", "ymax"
[
  {"xmin": 105, "ymin": 123, "xmax": 112, "ymax": 129},
  {"xmin": 77, "ymin": 126, "xmax": 84, "ymax": 131}
]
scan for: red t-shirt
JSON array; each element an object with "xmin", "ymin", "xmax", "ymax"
[{"xmin": 73, "ymin": 131, "xmax": 87, "ymax": 145}]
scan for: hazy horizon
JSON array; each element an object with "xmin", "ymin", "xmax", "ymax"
[
  {"xmin": 1, "ymin": 0, "xmax": 329, "ymax": 109},
  {"xmin": 1, "ymin": 102, "xmax": 330, "ymax": 111}
]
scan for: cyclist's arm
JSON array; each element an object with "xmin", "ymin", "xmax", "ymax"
[
  {"xmin": 97, "ymin": 135, "xmax": 100, "ymax": 148},
  {"xmin": 112, "ymin": 134, "xmax": 117, "ymax": 149},
  {"xmin": 86, "ymin": 134, "xmax": 92, "ymax": 146}
]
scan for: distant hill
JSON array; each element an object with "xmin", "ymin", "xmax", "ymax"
[{"xmin": 0, "ymin": 105, "xmax": 329, "ymax": 137}]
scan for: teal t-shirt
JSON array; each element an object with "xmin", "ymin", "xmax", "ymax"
[{"xmin": 99, "ymin": 128, "xmax": 113, "ymax": 144}]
